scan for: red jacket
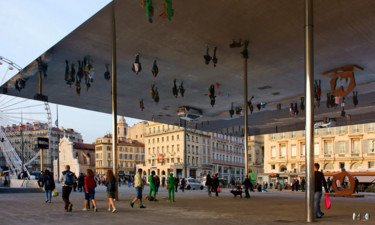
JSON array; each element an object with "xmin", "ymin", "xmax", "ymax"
[{"xmin": 84, "ymin": 176, "xmax": 97, "ymax": 193}]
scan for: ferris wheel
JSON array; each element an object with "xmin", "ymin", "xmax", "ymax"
[{"xmin": 0, "ymin": 56, "xmax": 52, "ymax": 177}]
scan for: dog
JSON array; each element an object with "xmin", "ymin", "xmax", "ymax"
[{"xmin": 230, "ymin": 190, "xmax": 243, "ymax": 198}]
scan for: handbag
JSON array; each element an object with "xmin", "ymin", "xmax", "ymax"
[
  {"xmin": 325, "ymin": 194, "xmax": 331, "ymax": 210},
  {"xmin": 53, "ymin": 189, "xmax": 59, "ymax": 197}
]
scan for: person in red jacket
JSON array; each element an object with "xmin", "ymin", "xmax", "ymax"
[{"xmin": 83, "ymin": 169, "xmax": 98, "ymax": 212}]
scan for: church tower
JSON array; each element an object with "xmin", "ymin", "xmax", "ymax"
[{"xmin": 117, "ymin": 116, "xmax": 128, "ymax": 141}]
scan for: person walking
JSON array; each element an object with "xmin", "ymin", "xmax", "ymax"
[
  {"xmin": 130, "ymin": 169, "xmax": 146, "ymax": 208},
  {"xmin": 301, "ymin": 178, "xmax": 306, "ymax": 192},
  {"xmin": 105, "ymin": 169, "xmax": 117, "ymax": 213},
  {"xmin": 314, "ymin": 163, "xmax": 328, "ymax": 219},
  {"xmin": 83, "ymin": 169, "xmax": 98, "ymax": 212},
  {"xmin": 181, "ymin": 178, "xmax": 186, "ymax": 192},
  {"xmin": 230, "ymin": 178, "xmax": 235, "ymax": 190},
  {"xmin": 327, "ymin": 177, "xmax": 332, "ymax": 193},
  {"xmin": 148, "ymin": 171, "xmax": 157, "ymax": 201},
  {"xmin": 42, "ymin": 169, "xmax": 55, "ymax": 203},
  {"xmin": 60, "ymin": 165, "xmax": 75, "ymax": 212},
  {"xmin": 206, "ymin": 174, "xmax": 213, "ymax": 197},
  {"xmin": 243, "ymin": 175, "xmax": 251, "ymax": 198},
  {"xmin": 155, "ymin": 175, "xmax": 160, "ymax": 199},
  {"xmin": 212, "ymin": 173, "xmax": 220, "ymax": 197},
  {"xmin": 354, "ymin": 177, "xmax": 359, "ymax": 194},
  {"xmin": 78, "ymin": 173, "xmax": 85, "ymax": 192},
  {"xmin": 167, "ymin": 173, "xmax": 176, "ymax": 202},
  {"xmin": 175, "ymin": 176, "xmax": 179, "ymax": 192}
]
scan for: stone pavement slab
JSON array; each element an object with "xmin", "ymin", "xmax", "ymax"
[{"xmin": 0, "ymin": 186, "xmax": 374, "ymax": 225}]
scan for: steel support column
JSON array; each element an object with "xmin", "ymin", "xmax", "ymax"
[
  {"xmin": 111, "ymin": 0, "xmax": 119, "ymax": 201},
  {"xmin": 243, "ymin": 51, "xmax": 249, "ymax": 178},
  {"xmin": 304, "ymin": 0, "xmax": 315, "ymax": 222}
]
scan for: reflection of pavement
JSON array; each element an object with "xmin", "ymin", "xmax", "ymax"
[{"xmin": 1, "ymin": 187, "xmax": 374, "ymax": 225}]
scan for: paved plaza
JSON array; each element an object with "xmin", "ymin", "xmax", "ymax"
[{"xmin": 1, "ymin": 185, "xmax": 374, "ymax": 225}]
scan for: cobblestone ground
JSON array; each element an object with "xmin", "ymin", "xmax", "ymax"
[{"xmin": 1, "ymin": 185, "xmax": 374, "ymax": 225}]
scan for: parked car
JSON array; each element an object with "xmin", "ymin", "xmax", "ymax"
[{"xmin": 184, "ymin": 178, "xmax": 204, "ymax": 190}]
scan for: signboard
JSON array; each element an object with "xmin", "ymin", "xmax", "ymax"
[
  {"xmin": 158, "ymin": 154, "xmax": 164, "ymax": 163},
  {"xmin": 37, "ymin": 137, "xmax": 49, "ymax": 149}
]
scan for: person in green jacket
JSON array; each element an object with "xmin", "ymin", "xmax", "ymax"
[
  {"xmin": 148, "ymin": 171, "xmax": 157, "ymax": 201},
  {"xmin": 167, "ymin": 173, "xmax": 176, "ymax": 202}
]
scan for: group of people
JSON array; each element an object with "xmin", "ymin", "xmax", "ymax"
[{"xmin": 56, "ymin": 165, "xmax": 118, "ymax": 213}]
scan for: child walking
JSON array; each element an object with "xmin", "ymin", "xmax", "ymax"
[{"xmin": 83, "ymin": 169, "xmax": 98, "ymax": 212}]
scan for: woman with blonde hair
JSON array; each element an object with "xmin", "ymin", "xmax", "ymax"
[
  {"xmin": 83, "ymin": 169, "xmax": 98, "ymax": 211},
  {"xmin": 105, "ymin": 169, "xmax": 117, "ymax": 213}
]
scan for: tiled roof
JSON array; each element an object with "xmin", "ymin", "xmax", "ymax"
[{"xmin": 73, "ymin": 142, "xmax": 95, "ymax": 150}]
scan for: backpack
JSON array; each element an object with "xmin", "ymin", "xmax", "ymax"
[
  {"xmin": 65, "ymin": 172, "xmax": 75, "ymax": 185},
  {"xmin": 46, "ymin": 176, "xmax": 51, "ymax": 186}
]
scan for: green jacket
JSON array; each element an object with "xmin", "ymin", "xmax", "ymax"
[
  {"xmin": 148, "ymin": 175, "xmax": 155, "ymax": 187},
  {"xmin": 167, "ymin": 176, "xmax": 176, "ymax": 189}
]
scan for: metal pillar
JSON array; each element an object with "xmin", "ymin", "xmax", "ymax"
[
  {"xmin": 38, "ymin": 58, "xmax": 42, "ymax": 95},
  {"xmin": 183, "ymin": 120, "xmax": 187, "ymax": 178},
  {"xmin": 40, "ymin": 149, "xmax": 43, "ymax": 172},
  {"xmin": 21, "ymin": 113, "xmax": 24, "ymax": 170},
  {"xmin": 243, "ymin": 49, "xmax": 249, "ymax": 178},
  {"xmin": 305, "ymin": 0, "xmax": 315, "ymax": 222},
  {"xmin": 111, "ymin": 0, "xmax": 119, "ymax": 201},
  {"xmin": 56, "ymin": 104, "xmax": 60, "ymax": 182}
]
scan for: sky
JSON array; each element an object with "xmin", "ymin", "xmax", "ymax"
[{"xmin": 0, "ymin": 0, "xmax": 143, "ymax": 143}]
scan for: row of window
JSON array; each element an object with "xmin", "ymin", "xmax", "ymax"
[
  {"xmin": 147, "ymin": 134, "xmax": 180, "ymax": 144},
  {"xmin": 95, "ymin": 160, "xmax": 136, "ymax": 168},
  {"xmin": 270, "ymin": 140, "xmax": 375, "ymax": 158},
  {"xmin": 212, "ymin": 153, "xmax": 244, "ymax": 163},
  {"xmin": 270, "ymin": 161, "xmax": 375, "ymax": 172},
  {"xmin": 95, "ymin": 153, "xmax": 144, "ymax": 160},
  {"xmin": 148, "ymin": 145, "xmax": 180, "ymax": 154}
]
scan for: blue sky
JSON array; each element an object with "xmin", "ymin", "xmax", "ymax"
[{"xmin": 0, "ymin": 0, "xmax": 143, "ymax": 143}]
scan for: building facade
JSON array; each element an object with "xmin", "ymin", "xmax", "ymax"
[
  {"xmin": 211, "ymin": 132, "xmax": 245, "ymax": 183},
  {"xmin": 261, "ymin": 122, "xmax": 375, "ymax": 185},
  {"xmin": 138, "ymin": 122, "xmax": 245, "ymax": 183},
  {"xmin": 94, "ymin": 135, "xmax": 145, "ymax": 176},
  {"xmin": 247, "ymin": 135, "xmax": 265, "ymax": 180},
  {"xmin": 54, "ymin": 137, "xmax": 95, "ymax": 180},
  {"xmin": 1, "ymin": 122, "xmax": 82, "ymax": 172}
]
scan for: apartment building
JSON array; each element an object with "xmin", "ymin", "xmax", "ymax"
[
  {"xmin": 1, "ymin": 122, "xmax": 82, "ymax": 172},
  {"xmin": 94, "ymin": 134, "xmax": 145, "ymax": 176},
  {"xmin": 261, "ymin": 123, "xmax": 375, "ymax": 184}
]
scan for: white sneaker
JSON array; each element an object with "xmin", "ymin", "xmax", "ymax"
[
  {"xmin": 94, "ymin": 208, "xmax": 98, "ymax": 212},
  {"xmin": 82, "ymin": 208, "xmax": 88, "ymax": 211},
  {"xmin": 112, "ymin": 208, "xmax": 117, "ymax": 213},
  {"xmin": 108, "ymin": 208, "xmax": 112, "ymax": 212}
]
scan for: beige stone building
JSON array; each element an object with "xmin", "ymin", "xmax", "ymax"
[
  {"xmin": 260, "ymin": 122, "xmax": 375, "ymax": 185},
  {"xmin": 94, "ymin": 134, "xmax": 145, "ymax": 176},
  {"xmin": 117, "ymin": 116, "xmax": 148, "ymax": 144},
  {"xmin": 247, "ymin": 135, "xmax": 264, "ymax": 180},
  {"xmin": 1, "ymin": 122, "xmax": 82, "ymax": 172},
  {"xmin": 54, "ymin": 137, "xmax": 95, "ymax": 180},
  {"xmin": 138, "ymin": 122, "xmax": 246, "ymax": 184}
]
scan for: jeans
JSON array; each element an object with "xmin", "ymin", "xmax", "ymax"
[
  {"xmin": 45, "ymin": 189, "xmax": 52, "ymax": 201},
  {"xmin": 231, "ymin": 185, "xmax": 234, "ymax": 190},
  {"xmin": 62, "ymin": 186, "xmax": 72, "ymax": 210},
  {"xmin": 207, "ymin": 185, "xmax": 211, "ymax": 196},
  {"xmin": 314, "ymin": 191, "xmax": 323, "ymax": 218}
]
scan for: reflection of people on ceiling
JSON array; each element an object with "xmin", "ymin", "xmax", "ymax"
[
  {"xmin": 353, "ymin": 91, "xmax": 358, "ymax": 107},
  {"xmin": 154, "ymin": 88, "xmax": 159, "ymax": 104},
  {"xmin": 314, "ymin": 80, "xmax": 321, "ymax": 107},
  {"xmin": 150, "ymin": 84, "xmax": 156, "ymax": 99},
  {"xmin": 229, "ymin": 103, "xmax": 234, "ymax": 118},
  {"xmin": 179, "ymin": 81, "xmax": 185, "ymax": 97},
  {"xmin": 140, "ymin": 99, "xmax": 144, "ymax": 111},
  {"xmin": 152, "ymin": 59, "xmax": 158, "ymax": 77},
  {"xmin": 132, "ymin": 54, "xmax": 142, "ymax": 75},
  {"xmin": 204, "ymin": 45, "xmax": 212, "ymax": 65},
  {"xmin": 209, "ymin": 85, "xmax": 216, "ymax": 107},
  {"xmin": 172, "ymin": 79, "xmax": 178, "ymax": 98},
  {"xmin": 145, "ymin": 0, "xmax": 154, "ymax": 23},
  {"xmin": 212, "ymin": 47, "xmax": 218, "ymax": 67},
  {"xmin": 104, "ymin": 64, "xmax": 110, "ymax": 82}
]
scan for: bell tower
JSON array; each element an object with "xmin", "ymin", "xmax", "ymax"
[{"xmin": 117, "ymin": 116, "xmax": 128, "ymax": 141}]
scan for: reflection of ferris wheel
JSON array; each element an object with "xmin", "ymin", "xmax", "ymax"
[{"xmin": 0, "ymin": 56, "xmax": 52, "ymax": 176}]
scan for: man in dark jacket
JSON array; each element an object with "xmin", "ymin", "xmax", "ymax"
[
  {"xmin": 206, "ymin": 174, "xmax": 213, "ymax": 197},
  {"xmin": 314, "ymin": 163, "xmax": 328, "ymax": 219},
  {"xmin": 212, "ymin": 173, "xmax": 220, "ymax": 197},
  {"xmin": 243, "ymin": 175, "xmax": 251, "ymax": 198}
]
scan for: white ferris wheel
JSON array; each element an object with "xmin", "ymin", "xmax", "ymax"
[{"xmin": 0, "ymin": 56, "xmax": 52, "ymax": 177}]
